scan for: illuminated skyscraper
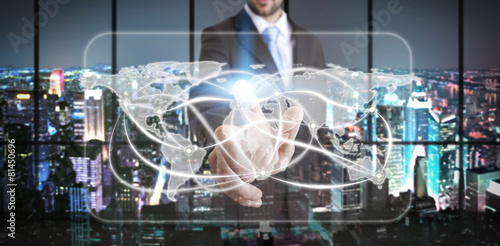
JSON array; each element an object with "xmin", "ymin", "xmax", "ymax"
[
  {"xmin": 384, "ymin": 144, "xmax": 405, "ymax": 195},
  {"xmin": 485, "ymin": 179, "xmax": 500, "ymax": 240},
  {"xmin": 377, "ymin": 98, "xmax": 406, "ymax": 196},
  {"xmin": 429, "ymin": 110, "xmax": 458, "ymax": 209},
  {"xmin": 84, "ymin": 89, "xmax": 105, "ymax": 142},
  {"xmin": 69, "ymin": 186, "xmax": 100, "ymax": 245},
  {"xmin": 68, "ymin": 144, "xmax": 103, "ymax": 212},
  {"xmin": 486, "ymin": 179, "xmax": 500, "ymax": 214},
  {"xmin": 404, "ymin": 81, "xmax": 432, "ymax": 194},
  {"xmin": 414, "ymin": 157, "xmax": 428, "ymax": 198},
  {"xmin": 411, "ymin": 156, "xmax": 437, "ymax": 217},
  {"xmin": 405, "ymin": 80, "xmax": 431, "ymax": 140},
  {"xmin": 72, "ymin": 93, "xmax": 85, "ymax": 141},
  {"xmin": 465, "ymin": 167, "xmax": 500, "ymax": 212},
  {"xmin": 48, "ymin": 69, "xmax": 64, "ymax": 97}
]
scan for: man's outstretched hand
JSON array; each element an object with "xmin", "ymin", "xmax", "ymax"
[{"xmin": 208, "ymin": 81, "xmax": 303, "ymax": 208}]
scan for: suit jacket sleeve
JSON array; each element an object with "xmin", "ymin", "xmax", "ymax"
[{"xmin": 188, "ymin": 27, "xmax": 233, "ymax": 147}]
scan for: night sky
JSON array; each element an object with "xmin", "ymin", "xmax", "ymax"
[{"xmin": 1, "ymin": 0, "xmax": 499, "ymax": 70}]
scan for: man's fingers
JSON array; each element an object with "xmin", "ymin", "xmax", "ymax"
[
  {"xmin": 208, "ymin": 148, "xmax": 263, "ymax": 208},
  {"xmin": 263, "ymin": 106, "xmax": 304, "ymax": 175},
  {"xmin": 214, "ymin": 125, "xmax": 255, "ymax": 178},
  {"xmin": 251, "ymin": 143, "xmax": 279, "ymax": 171},
  {"xmin": 251, "ymin": 106, "xmax": 303, "ymax": 175}
]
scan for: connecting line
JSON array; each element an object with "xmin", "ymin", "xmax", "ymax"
[
  {"xmin": 275, "ymin": 94, "xmax": 319, "ymax": 168},
  {"xmin": 193, "ymin": 110, "xmax": 301, "ymax": 150},
  {"xmin": 271, "ymin": 176, "xmax": 367, "ymax": 189},
  {"xmin": 123, "ymin": 114, "xmax": 239, "ymax": 179},
  {"xmin": 376, "ymin": 111, "xmax": 393, "ymax": 172},
  {"xmin": 126, "ymin": 102, "xmax": 379, "ymax": 188},
  {"xmin": 269, "ymin": 95, "xmax": 317, "ymax": 171},
  {"xmin": 123, "ymin": 76, "xmax": 298, "ymax": 170},
  {"xmin": 187, "ymin": 104, "xmax": 256, "ymax": 173},
  {"xmin": 160, "ymin": 96, "xmax": 233, "ymax": 112},
  {"xmin": 265, "ymin": 98, "xmax": 285, "ymax": 170},
  {"xmin": 142, "ymin": 68, "xmax": 279, "ymax": 101},
  {"xmin": 265, "ymin": 129, "xmax": 373, "ymax": 174},
  {"xmin": 158, "ymin": 121, "xmax": 185, "ymax": 148},
  {"xmin": 282, "ymin": 67, "xmax": 376, "ymax": 105},
  {"xmin": 284, "ymin": 90, "xmax": 363, "ymax": 110},
  {"xmin": 114, "ymin": 66, "xmax": 393, "ymax": 192},
  {"xmin": 236, "ymin": 93, "xmax": 373, "ymax": 175},
  {"xmin": 81, "ymin": 58, "xmax": 414, "ymax": 222},
  {"xmin": 242, "ymin": 95, "xmax": 284, "ymax": 171},
  {"xmin": 126, "ymin": 96, "xmax": 233, "ymax": 114},
  {"xmin": 120, "ymin": 102, "xmax": 157, "ymax": 111},
  {"xmin": 283, "ymin": 88, "xmax": 393, "ymax": 174},
  {"xmin": 116, "ymin": 113, "xmax": 253, "ymax": 193},
  {"xmin": 189, "ymin": 68, "xmax": 260, "ymax": 93},
  {"xmin": 236, "ymin": 93, "xmax": 309, "ymax": 172},
  {"xmin": 218, "ymin": 114, "xmax": 373, "ymax": 175},
  {"xmin": 188, "ymin": 96, "xmax": 305, "ymax": 179},
  {"xmin": 188, "ymin": 156, "xmax": 260, "ymax": 193}
]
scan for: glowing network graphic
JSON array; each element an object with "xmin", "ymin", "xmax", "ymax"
[{"xmin": 80, "ymin": 61, "xmax": 418, "ymax": 203}]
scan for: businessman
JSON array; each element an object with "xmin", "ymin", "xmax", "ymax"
[{"xmin": 189, "ymin": 0, "xmax": 326, "ymax": 208}]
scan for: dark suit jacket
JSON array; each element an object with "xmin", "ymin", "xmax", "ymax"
[
  {"xmin": 188, "ymin": 9, "xmax": 326, "ymax": 223},
  {"xmin": 189, "ymin": 9, "xmax": 326, "ymax": 146}
]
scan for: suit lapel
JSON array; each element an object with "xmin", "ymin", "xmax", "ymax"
[
  {"xmin": 289, "ymin": 19, "xmax": 307, "ymax": 69},
  {"xmin": 233, "ymin": 10, "xmax": 279, "ymax": 74}
]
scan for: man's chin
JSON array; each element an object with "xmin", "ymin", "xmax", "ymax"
[
  {"xmin": 249, "ymin": 1, "xmax": 281, "ymax": 17},
  {"xmin": 256, "ymin": 7, "xmax": 279, "ymax": 16}
]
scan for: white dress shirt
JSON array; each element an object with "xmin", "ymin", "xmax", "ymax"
[{"xmin": 244, "ymin": 4, "xmax": 294, "ymax": 87}]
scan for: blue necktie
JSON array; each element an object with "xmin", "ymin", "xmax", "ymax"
[{"xmin": 261, "ymin": 26, "xmax": 285, "ymax": 75}]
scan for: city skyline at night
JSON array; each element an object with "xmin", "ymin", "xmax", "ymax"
[{"xmin": 1, "ymin": 0, "xmax": 500, "ymax": 245}]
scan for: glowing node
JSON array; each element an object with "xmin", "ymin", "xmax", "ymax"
[
  {"xmin": 256, "ymin": 169, "xmax": 269, "ymax": 180},
  {"xmin": 309, "ymin": 121, "xmax": 318, "ymax": 130},
  {"xmin": 184, "ymin": 146, "xmax": 194, "ymax": 156},
  {"xmin": 123, "ymin": 100, "xmax": 129, "ymax": 107},
  {"xmin": 273, "ymin": 90, "xmax": 281, "ymax": 97},
  {"xmin": 156, "ymin": 109, "xmax": 163, "ymax": 115},
  {"xmin": 232, "ymin": 80, "xmax": 258, "ymax": 108},
  {"xmin": 368, "ymin": 107, "xmax": 376, "ymax": 113},
  {"xmin": 371, "ymin": 171, "xmax": 386, "ymax": 185}
]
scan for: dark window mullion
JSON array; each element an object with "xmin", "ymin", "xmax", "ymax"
[
  {"xmin": 111, "ymin": 0, "xmax": 117, "ymax": 140},
  {"xmin": 189, "ymin": 0, "xmax": 194, "ymax": 63},
  {"xmin": 34, "ymin": 0, "xmax": 40, "ymax": 185},
  {"xmin": 458, "ymin": 0, "xmax": 465, "ymax": 211},
  {"xmin": 367, "ymin": 0, "xmax": 373, "ymax": 143}
]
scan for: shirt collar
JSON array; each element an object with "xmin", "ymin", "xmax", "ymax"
[{"xmin": 244, "ymin": 4, "xmax": 290, "ymax": 39}]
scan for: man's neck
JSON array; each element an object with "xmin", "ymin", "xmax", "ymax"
[{"xmin": 261, "ymin": 8, "xmax": 283, "ymax": 23}]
